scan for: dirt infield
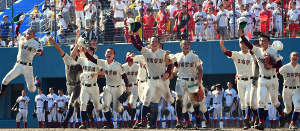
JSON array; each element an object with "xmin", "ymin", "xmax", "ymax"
[{"xmin": 0, "ymin": 128, "xmax": 293, "ymax": 131}]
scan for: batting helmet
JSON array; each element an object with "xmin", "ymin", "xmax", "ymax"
[
  {"xmin": 32, "ymin": 112, "xmax": 37, "ymax": 118},
  {"xmin": 232, "ymin": 110, "xmax": 238, "ymax": 118},
  {"xmin": 163, "ymin": 109, "xmax": 170, "ymax": 116},
  {"xmin": 224, "ymin": 106, "xmax": 230, "ymax": 113}
]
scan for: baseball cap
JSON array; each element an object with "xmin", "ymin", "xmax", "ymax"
[
  {"xmin": 50, "ymin": 4, "xmax": 55, "ymax": 7},
  {"xmin": 60, "ymin": 28, "xmax": 65, "ymax": 32},
  {"xmin": 146, "ymin": 8, "xmax": 152, "ymax": 11},
  {"xmin": 85, "ymin": 26, "xmax": 92, "ymax": 30},
  {"xmin": 175, "ymin": 1, "xmax": 180, "ymax": 4},
  {"xmin": 170, "ymin": 0, "xmax": 174, "ymax": 1},
  {"xmin": 262, "ymin": 1, "xmax": 267, "ymax": 5},
  {"xmin": 219, "ymin": 4, "xmax": 224, "ymax": 7},
  {"xmin": 3, "ymin": 15, "xmax": 8, "ymax": 18}
]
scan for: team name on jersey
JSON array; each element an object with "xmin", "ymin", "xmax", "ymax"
[
  {"xmin": 147, "ymin": 58, "xmax": 163, "ymax": 63},
  {"xmin": 139, "ymin": 63, "xmax": 147, "ymax": 69},
  {"xmin": 20, "ymin": 100, "xmax": 26, "ymax": 102},
  {"xmin": 37, "ymin": 98, "xmax": 43, "ymax": 101},
  {"xmin": 127, "ymin": 71, "xmax": 138, "ymax": 76},
  {"xmin": 220, "ymin": 14, "xmax": 227, "ymax": 16},
  {"xmin": 48, "ymin": 98, "xmax": 54, "ymax": 101},
  {"xmin": 57, "ymin": 99, "xmax": 65, "ymax": 102},
  {"xmin": 237, "ymin": 59, "xmax": 251, "ymax": 65},
  {"xmin": 21, "ymin": 44, "xmax": 33, "ymax": 52},
  {"xmin": 286, "ymin": 73, "xmax": 300, "ymax": 77},
  {"xmin": 105, "ymin": 70, "xmax": 117, "ymax": 75},
  {"xmin": 82, "ymin": 66, "xmax": 95, "ymax": 72},
  {"xmin": 178, "ymin": 62, "xmax": 195, "ymax": 67},
  {"xmin": 255, "ymin": 8, "xmax": 260, "ymax": 10}
]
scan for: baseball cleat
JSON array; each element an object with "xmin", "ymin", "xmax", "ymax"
[
  {"xmin": 243, "ymin": 117, "xmax": 250, "ymax": 130},
  {"xmin": 62, "ymin": 121, "xmax": 68, "ymax": 128},
  {"xmin": 175, "ymin": 120, "xmax": 182, "ymax": 128},
  {"xmin": 126, "ymin": 104, "xmax": 133, "ymax": 117},
  {"xmin": 147, "ymin": 124, "xmax": 157, "ymax": 129},
  {"xmin": 79, "ymin": 123, "xmax": 87, "ymax": 129},
  {"xmin": 126, "ymin": 120, "xmax": 133, "ymax": 128},
  {"xmin": 279, "ymin": 115, "xmax": 286, "ymax": 127},
  {"xmin": 289, "ymin": 123, "xmax": 297, "ymax": 129},
  {"xmin": 254, "ymin": 122, "xmax": 264, "ymax": 130},
  {"xmin": 137, "ymin": 120, "xmax": 147, "ymax": 128},
  {"xmin": 103, "ymin": 122, "xmax": 114, "ymax": 129},
  {"xmin": 184, "ymin": 122, "xmax": 192, "ymax": 128},
  {"xmin": 133, "ymin": 121, "xmax": 140, "ymax": 129},
  {"xmin": 203, "ymin": 121, "xmax": 211, "ymax": 128}
]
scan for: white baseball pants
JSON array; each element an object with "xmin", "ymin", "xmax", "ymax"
[
  {"xmin": 103, "ymin": 85, "xmax": 124, "ymax": 113},
  {"xmin": 70, "ymin": 107, "xmax": 78, "ymax": 123},
  {"xmin": 16, "ymin": 109, "xmax": 28, "ymax": 122},
  {"xmin": 128, "ymin": 84, "xmax": 139, "ymax": 109},
  {"xmin": 237, "ymin": 79, "xmax": 252, "ymax": 110},
  {"xmin": 283, "ymin": 87, "xmax": 300, "ymax": 114},
  {"xmin": 75, "ymin": 11, "xmax": 85, "ymax": 27},
  {"xmin": 57, "ymin": 108, "xmax": 65, "ymax": 122},
  {"xmin": 250, "ymin": 79, "xmax": 258, "ymax": 110},
  {"xmin": 47, "ymin": 107, "xmax": 57, "ymax": 122},
  {"xmin": 268, "ymin": 103, "xmax": 277, "ymax": 120},
  {"xmin": 257, "ymin": 77, "xmax": 280, "ymax": 108},
  {"xmin": 80, "ymin": 83, "xmax": 102, "ymax": 111},
  {"xmin": 274, "ymin": 21, "xmax": 282, "ymax": 37},
  {"xmin": 255, "ymin": 17, "xmax": 260, "ymax": 31},
  {"xmin": 205, "ymin": 25, "xmax": 214, "ymax": 40},
  {"xmin": 225, "ymin": 103, "xmax": 236, "ymax": 119},
  {"xmin": 244, "ymin": 23, "xmax": 254, "ymax": 39},
  {"xmin": 166, "ymin": 105, "xmax": 177, "ymax": 120},
  {"xmin": 2, "ymin": 63, "xmax": 35, "ymax": 92},
  {"xmin": 195, "ymin": 23, "xmax": 205, "ymax": 39},
  {"xmin": 213, "ymin": 103, "xmax": 222, "ymax": 119},
  {"xmin": 230, "ymin": 23, "xmax": 238, "ymax": 38},
  {"xmin": 175, "ymin": 79, "xmax": 200, "ymax": 107},
  {"xmin": 36, "ymin": 108, "xmax": 45, "ymax": 121}
]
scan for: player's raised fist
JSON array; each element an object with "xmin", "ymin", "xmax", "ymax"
[
  {"xmin": 237, "ymin": 28, "xmax": 243, "ymax": 36},
  {"xmin": 165, "ymin": 50, "xmax": 171, "ymax": 56},
  {"xmin": 220, "ymin": 36, "xmax": 225, "ymax": 45},
  {"xmin": 49, "ymin": 36, "xmax": 54, "ymax": 41}
]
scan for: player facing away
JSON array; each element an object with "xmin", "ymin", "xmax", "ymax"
[
  {"xmin": 81, "ymin": 46, "xmax": 134, "ymax": 129},
  {"xmin": 220, "ymin": 36, "xmax": 253, "ymax": 129},
  {"xmin": 238, "ymin": 28, "xmax": 285, "ymax": 130},
  {"xmin": 46, "ymin": 87, "xmax": 58, "ymax": 127},
  {"xmin": 279, "ymin": 52, "xmax": 300, "ymax": 129},
  {"xmin": 50, "ymin": 34, "xmax": 83, "ymax": 128},
  {"xmin": 34, "ymin": 88, "xmax": 47, "ymax": 128},
  {"xmin": 0, "ymin": 20, "xmax": 44, "ymax": 97},
  {"xmin": 129, "ymin": 31, "xmax": 174, "ymax": 128},
  {"xmin": 12, "ymin": 90, "xmax": 30, "ymax": 128}
]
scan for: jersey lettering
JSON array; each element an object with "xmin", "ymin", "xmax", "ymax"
[
  {"xmin": 82, "ymin": 66, "xmax": 95, "ymax": 72},
  {"xmin": 140, "ymin": 63, "xmax": 147, "ymax": 69},
  {"xmin": 21, "ymin": 44, "xmax": 32, "ymax": 52},
  {"xmin": 147, "ymin": 58, "xmax": 163, "ymax": 63},
  {"xmin": 105, "ymin": 70, "xmax": 117, "ymax": 75},
  {"xmin": 57, "ymin": 99, "xmax": 64, "ymax": 102}
]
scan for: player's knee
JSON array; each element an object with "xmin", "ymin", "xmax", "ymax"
[
  {"xmin": 114, "ymin": 107, "xmax": 123, "ymax": 113},
  {"xmin": 294, "ymin": 106, "xmax": 300, "ymax": 113},
  {"xmin": 28, "ymin": 86, "xmax": 36, "ymax": 92},
  {"xmin": 130, "ymin": 103, "xmax": 137, "ymax": 109},
  {"xmin": 142, "ymin": 100, "xmax": 151, "ymax": 106},
  {"xmin": 200, "ymin": 107, "xmax": 207, "ymax": 113},
  {"xmin": 80, "ymin": 103, "xmax": 87, "ymax": 111}
]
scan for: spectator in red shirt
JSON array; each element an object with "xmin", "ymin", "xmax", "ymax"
[
  {"xmin": 223, "ymin": 0, "xmax": 232, "ymax": 11},
  {"xmin": 287, "ymin": 2, "xmax": 300, "ymax": 38},
  {"xmin": 259, "ymin": 1, "xmax": 272, "ymax": 35},
  {"xmin": 74, "ymin": 0, "xmax": 86, "ymax": 28},
  {"xmin": 189, "ymin": 0, "xmax": 199, "ymax": 13},
  {"xmin": 144, "ymin": 8, "xmax": 155, "ymax": 41},
  {"xmin": 205, "ymin": 2, "xmax": 217, "ymax": 16},
  {"xmin": 157, "ymin": 6, "xmax": 169, "ymax": 42}
]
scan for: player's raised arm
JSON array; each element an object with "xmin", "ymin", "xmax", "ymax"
[
  {"xmin": 14, "ymin": 20, "xmax": 23, "ymax": 37},
  {"xmin": 220, "ymin": 37, "xmax": 232, "ymax": 57},
  {"xmin": 50, "ymin": 36, "xmax": 65, "ymax": 57},
  {"xmin": 238, "ymin": 28, "xmax": 253, "ymax": 50},
  {"xmin": 70, "ymin": 44, "xmax": 80, "ymax": 60},
  {"xmin": 82, "ymin": 47, "xmax": 98, "ymax": 64},
  {"xmin": 129, "ymin": 31, "xmax": 142, "ymax": 51}
]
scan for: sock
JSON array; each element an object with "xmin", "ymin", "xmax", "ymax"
[
  {"xmin": 104, "ymin": 111, "xmax": 112, "ymax": 124},
  {"xmin": 124, "ymin": 120, "xmax": 128, "ymax": 127},
  {"xmin": 75, "ymin": 122, "xmax": 79, "ymax": 128},
  {"xmin": 245, "ymin": 106, "xmax": 252, "ymax": 118},
  {"xmin": 119, "ymin": 121, "xmax": 123, "ymax": 127},
  {"xmin": 87, "ymin": 121, "xmax": 90, "ymax": 128},
  {"xmin": 264, "ymin": 110, "xmax": 268, "ymax": 121},
  {"xmin": 0, "ymin": 84, "xmax": 7, "ymax": 92},
  {"xmin": 70, "ymin": 122, "xmax": 73, "ymax": 128},
  {"xmin": 142, "ymin": 106, "xmax": 149, "ymax": 118},
  {"xmin": 167, "ymin": 120, "xmax": 171, "ymax": 127},
  {"xmin": 242, "ymin": 110, "xmax": 245, "ymax": 118},
  {"xmin": 239, "ymin": 120, "xmax": 243, "ymax": 127},
  {"xmin": 184, "ymin": 112, "xmax": 190, "ymax": 122},
  {"xmin": 204, "ymin": 111, "xmax": 210, "ymax": 121},
  {"xmin": 269, "ymin": 120, "xmax": 273, "ymax": 127},
  {"xmin": 292, "ymin": 112, "xmax": 299, "ymax": 124},
  {"xmin": 233, "ymin": 119, "xmax": 237, "ymax": 127},
  {"xmin": 24, "ymin": 122, "xmax": 27, "ymax": 128},
  {"xmin": 176, "ymin": 101, "xmax": 182, "ymax": 121},
  {"xmin": 58, "ymin": 122, "xmax": 61, "ymax": 128},
  {"xmin": 91, "ymin": 121, "xmax": 94, "ymax": 127},
  {"xmin": 157, "ymin": 121, "xmax": 160, "ymax": 127},
  {"xmin": 131, "ymin": 109, "xmax": 136, "ymax": 120},
  {"xmin": 54, "ymin": 121, "xmax": 58, "ymax": 127},
  {"xmin": 274, "ymin": 120, "xmax": 277, "ymax": 127},
  {"xmin": 213, "ymin": 119, "xmax": 217, "ymax": 126},
  {"xmin": 81, "ymin": 111, "xmax": 87, "ymax": 122},
  {"xmin": 103, "ymin": 121, "xmax": 107, "ymax": 126},
  {"xmin": 257, "ymin": 108, "xmax": 264, "ymax": 123},
  {"xmin": 98, "ymin": 121, "xmax": 101, "ymax": 127},
  {"xmin": 43, "ymin": 121, "xmax": 45, "ymax": 128},
  {"xmin": 276, "ymin": 104, "xmax": 283, "ymax": 116},
  {"xmin": 38, "ymin": 121, "xmax": 41, "ymax": 128},
  {"xmin": 65, "ymin": 106, "xmax": 74, "ymax": 123},
  {"xmin": 16, "ymin": 122, "xmax": 20, "ymax": 128},
  {"xmin": 226, "ymin": 119, "xmax": 229, "ymax": 127},
  {"xmin": 252, "ymin": 109, "xmax": 258, "ymax": 117},
  {"xmin": 48, "ymin": 122, "xmax": 52, "ymax": 128}
]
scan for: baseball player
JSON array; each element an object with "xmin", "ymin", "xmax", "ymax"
[
  {"xmin": 228, "ymin": 5, "xmax": 241, "ymax": 38},
  {"xmin": 205, "ymin": 8, "xmax": 216, "ymax": 41},
  {"xmin": 203, "ymin": 86, "xmax": 212, "ymax": 126},
  {"xmin": 220, "ymin": 35, "xmax": 253, "ymax": 129},
  {"xmin": 34, "ymin": 88, "xmax": 47, "ymax": 128},
  {"xmin": 55, "ymin": 89, "xmax": 68, "ymax": 127},
  {"xmin": 80, "ymin": 46, "xmax": 134, "ymax": 129},
  {"xmin": 238, "ymin": 29, "xmax": 285, "ymax": 130},
  {"xmin": 194, "ymin": 4, "xmax": 207, "ymax": 41},
  {"xmin": 273, "ymin": 2, "xmax": 283, "ymax": 38},
  {"xmin": 51, "ymin": 34, "xmax": 83, "ymax": 128},
  {"xmin": 251, "ymin": 0, "xmax": 262, "ymax": 36},
  {"xmin": 266, "ymin": 0, "xmax": 276, "ymax": 37},
  {"xmin": 122, "ymin": 51, "xmax": 139, "ymax": 126},
  {"xmin": 267, "ymin": 98, "xmax": 277, "ymax": 128},
  {"xmin": 279, "ymin": 51, "xmax": 300, "ymax": 129},
  {"xmin": 223, "ymin": 81, "xmax": 237, "ymax": 127},
  {"xmin": 242, "ymin": 4, "xmax": 255, "ymax": 39},
  {"xmin": 12, "ymin": 90, "xmax": 30, "ymax": 128},
  {"xmin": 46, "ymin": 87, "xmax": 57, "ymax": 128},
  {"xmin": 166, "ymin": 90, "xmax": 177, "ymax": 128},
  {"xmin": 0, "ymin": 20, "xmax": 44, "ymax": 97},
  {"xmin": 211, "ymin": 84, "xmax": 224, "ymax": 128},
  {"xmin": 129, "ymin": 32, "xmax": 174, "ymax": 128}
]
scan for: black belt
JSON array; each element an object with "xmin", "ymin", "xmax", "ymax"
[
  {"xmin": 238, "ymin": 77, "xmax": 249, "ymax": 81},
  {"xmin": 129, "ymin": 83, "xmax": 137, "ymax": 87},
  {"xmin": 138, "ymin": 79, "xmax": 146, "ymax": 83},
  {"xmin": 214, "ymin": 103, "xmax": 220, "ymax": 104},
  {"xmin": 147, "ymin": 75, "xmax": 163, "ymax": 80},
  {"xmin": 110, "ymin": 85, "xmax": 120, "ymax": 87},
  {"xmin": 68, "ymin": 82, "xmax": 80, "ymax": 85},
  {"xmin": 285, "ymin": 86, "xmax": 300, "ymax": 89},
  {"xmin": 179, "ymin": 77, "xmax": 195, "ymax": 81},
  {"xmin": 82, "ymin": 83, "xmax": 96, "ymax": 87},
  {"xmin": 250, "ymin": 77, "xmax": 258, "ymax": 80},
  {"xmin": 268, "ymin": 103, "xmax": 272, "ymax": 104},
  {"xmin": 259, "ymin": 75, "xmax": 276, "ymax": 80},
  {"xmin": 197, "ymin": 23, "xmax": 203, "ymax": 25},
  {"xmin": 247, "ymin": 23, "xmax": 253, "ymax": 25},
  {"xmin": 16, "ymin": 61, "xmax": 32, "ymax": 66},
  {"xmin": 20, "ymin": 108, "xmax": 26, "ymax": 109}
]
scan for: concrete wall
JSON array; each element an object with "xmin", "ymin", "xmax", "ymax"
[{"xmin": 0, "ymin": 38, "xmax": 298, "ymax": 128}]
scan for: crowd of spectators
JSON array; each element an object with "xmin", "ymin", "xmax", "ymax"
[{"xmin": 0, "ymin": 0, "xmax": 299, "ymax": 47}]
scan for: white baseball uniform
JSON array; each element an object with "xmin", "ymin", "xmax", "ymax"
[
  {"xmin": 212, "ymin": 89, "xmax": 224, "ymax": 120},
  {"xmin": 77, "ymin": 57, "xmax": 103, "ymax": 111},
  {"xmin": 140, "ymin": 47, "xmax": 174, "ymax": 107},
  {"xmin": 166, "ymin": 91, "xmax": 177, "ymax": 121},
  {"xmin": 236, "ymin": 95, "xmax": 244, "ymax": 120},
  {"xmin": 228, "ymin": 51, "xmax": 252, "ymax": 110},
  {"xmin": 132, "ymin": 55, "xmax": 147, "ymax": 100},
  {"xmin": 250, "ymin": 52, "xmax": 259, "ymax": 110},
  {"xmin": 279, "ymin": 63, "xmax": 300, "ymax": 114},
  {"xmin": 267, "ymin": 2, "xmax": 276, "ymax": 32},
  {"xmin": 46, "ymin": 93, "xmax": 57, "ymax": 122},
  {"xmin": 96, "ymin": 59, "xmax": 127, "ymax": 113},
  {"xmin": 206, "ymin": 14, "xmax": 216, "ymax": 40},
  {"xmin": 251, "ymin": 3, "xmax": 262, "ymax": 31},
  {"xmin": 35, "ymin": 94, "xmax": 47, "ymax": 121},
  {"xmin": 56, "ymin": 94, "xmax": 68, "ymax": 122},
  {"xmin": 16, "ymin": 95, "xmax": 30, "ymax": 122},
  {"xmin": 242, "ymin": 10, "xmax": 255, "ymax": 39},
  {"xmin": 122, "ymin": 63, "xmax": 139, "ymax": 109},
  {"xmin": 273, "ymin": 8, "xmax": 283, "ymax": 37},
  {"xmin": 224, "ymin": 88, "xmax": 237, "ymax": 119},
  {"xmin": 2, "ymin": 34, "xmax": 43, "ymax": 92},
  {"xmin": 228, "ymin": 10, "xmax": 241, "ymax": 38},
  {"xmin": 251, "ymin": 46, "xmax": 283, "ymax": 108},
  {"xmin": 194, "ymin": 11, "xmax": 207, "ymax": 40},
  {"xmin": 268, "ymin": 98, "xmax": 277, "ymax": 121}
]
